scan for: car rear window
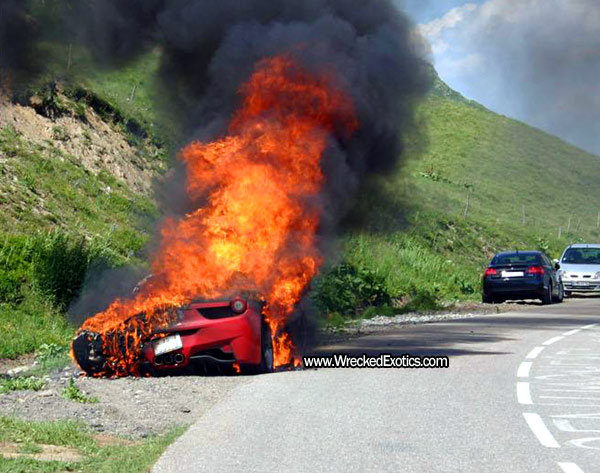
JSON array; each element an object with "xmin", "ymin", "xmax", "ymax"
[
  {"xmin": 561, "ymin": 248, "xmax": 600, "ymax": 264},
  {"xmin": 492, "ymin": 253, "xmax": 541, "ymax": 265}
]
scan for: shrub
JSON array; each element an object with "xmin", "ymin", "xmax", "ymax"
[
  {"xmin": 401, "ymin": 285, "xmax": 444, "ymax": 313},
  {"xmin": 0, "ymin": 377, "xmax": 45, "ymax": 394},
  {"xmin": 312, "ymin": 263, "xmax": 392, "ymax": 318},
  {"xmin": 31, "ymin": 232, "xmax": 91, "ymax": 310},
  {"xmin": 0, "ymin": 235, "xmax": 33, "ymax": 304},
  {"xmin": 62, "ymin": 378, "xmax": 98, "ymax": 404}
]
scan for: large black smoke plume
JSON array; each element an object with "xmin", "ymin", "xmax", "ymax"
[
  {"xmin": 2, "ymin": 1, "xmax": 430, "ymax": 319},
  {"xmin": 82, "ymin": 0, "xmax": 431, "ymax": 214}
]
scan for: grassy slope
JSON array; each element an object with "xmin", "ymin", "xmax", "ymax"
[
  {"xmin": 0, "ymin": 52, "xmax": 168, "ymax": 357},
  {"xmin": 342, "ymin": 77, "xmax": 600, "ymax": 308}
]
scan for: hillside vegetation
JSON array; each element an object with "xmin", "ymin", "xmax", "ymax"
[
  {"xmin": 0, "ymin": 51, "xmax": 168, "ymax": 357},
  {"xmin": 1, "ymin": 45, "xmax": 599, "ymax": 353},
  {"xmin": 318, "ymin": 75, "xmax": 600, "ymax": 320}
]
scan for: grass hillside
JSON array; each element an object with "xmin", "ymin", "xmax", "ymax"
[
  {"xmin": 2, "ymin": 42, "xmax": 600, "ymax": 353},
  {"xmin": 319, "ymin": 74, "xmax": 600, "ymax": 320},
  {"xmin": 0, "ymin": 52, "xmax": 168, "ymax": 357}
]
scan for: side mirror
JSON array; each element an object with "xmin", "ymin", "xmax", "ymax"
[{"xmin": 554, "ymin": 262, "xmax": 560, "ymax": 270}]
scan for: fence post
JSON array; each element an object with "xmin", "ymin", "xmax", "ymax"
[
  {"xmin": 463, "ymin": 188, "xmax": 471, "ymax": 218},
  {"xmin": 67, "ymin": 43, "xmax": 72, "ymax": 71}
]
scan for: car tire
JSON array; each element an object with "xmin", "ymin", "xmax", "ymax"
[
  {"xmin": 241, "ymin": 320, "xmax": 274, "ymax": 375},
  {"xmin": 541, "ymin": 282, "xmax": 553, "ymax": 305},
  {"xmin": 552, "ymin": 283, "xmax": 564, "ymax": 303},
  {"xmin": 564, "ymin": 290, "xmax": 572, "ymax": 298},
  {"xmin": 482, "ymin": 294, "xmax": 494, "ymax": 304}
]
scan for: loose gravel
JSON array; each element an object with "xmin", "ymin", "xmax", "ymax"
[
  {"xmin": 0, "ymin": 365, "xmax": 250, "ymax": 438},
  {"xmin": 0, "ymin": 300, "xmax": 526, "ymax": 438}
]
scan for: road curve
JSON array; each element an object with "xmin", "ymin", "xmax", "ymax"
[{"xmin": 153, "ymin": 298, "xmax": 600, "ymax": 473}]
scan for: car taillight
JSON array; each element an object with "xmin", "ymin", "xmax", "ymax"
[
  {"xmin": 527, "ymin": 266, "xmax": 545, "ymax": 275},
  {"xmin": 484, "ymin": 268, "xmax": 497, "ymax": 276},
  {"xmin": 230, "ymin": 298, "xmax": 247, "ymax": 314}
]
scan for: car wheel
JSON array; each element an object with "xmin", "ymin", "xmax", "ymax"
[
  {"xmin": 541, "ymin": 282, "xmax": 553, "ymax": 305},
  {"xmin": 482, "ymin": 294, "xmax": 494, "ymax": 304},
  {"xmin": 241, "ymin": 320, "xmax": 274, "ymax": 375},
  {"xmin": 564, "ymin": 290, "xmax": 572, "ymax": 298},
  {"xmin": 552, "ymin": 283, "xmax": 564, "ymax": 303}
]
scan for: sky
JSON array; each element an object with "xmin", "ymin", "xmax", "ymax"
[{"xmin": 395, "ymin": 0, "xmax": 600, "ymax": 156}]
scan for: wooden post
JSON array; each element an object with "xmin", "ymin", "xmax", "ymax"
[
  {"xmin": 558, "ymin": 227, "xmax": 562, "ymax": 240},
  {"xmin": 463, "ymin": 188, "xmax": 471, "ymax": 218},
  {"xmin": 567, "ymin": 216, "xmax": 571, "ymax": 234},
  {"xmin": 128, "ymin": 84, "xmax": 137, "ymax": 102}
]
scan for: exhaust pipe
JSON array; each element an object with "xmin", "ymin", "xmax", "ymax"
[
  {"xmin": 163, "ymin": 354, "xmax": 174, "ymax": 365},
  {"xmin": 174, "ymin": 353, "xmax": 184, "ymax": 364}
]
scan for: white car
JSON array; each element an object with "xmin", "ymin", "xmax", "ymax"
[{"xmin": 558, "ymin": 243, "xmax": 600, "ymax": 296}]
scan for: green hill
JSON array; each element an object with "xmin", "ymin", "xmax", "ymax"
[
  {"xmin": 2, "ymin": 51, "xmax": 600, "ymax": 354},
  {"xmin": 325, "ymin": 73, "xmax": 600, "ymax": 318}
]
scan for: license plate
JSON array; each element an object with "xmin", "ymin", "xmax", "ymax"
[
  {"xmin": 502, "ymin": 271, "xmax": 524, "ymax": 278},
  {"xmin": 574, "ymin": 281, "xmax": 590, "ymax": 287},
  {"xmin": 153, "ymin": 335, "xmax": 183, "ymax": 356}
]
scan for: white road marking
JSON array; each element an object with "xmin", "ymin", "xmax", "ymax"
[
  {"xmin": 569, "ymin": 437, "xmax": 600, "ymax": 450},
  {"xmin": 563, "ymin": 329, "xmax": 581, "ymax": 336},
  {"xmin": 523, "ymin": 413, "xmax": 560, "ymax": 448},
  {"xmin": 581, "ymin": 324, "xmax": 597, "ymax": 329},
  {"xmin": 553, "ymin": 418, "xmax": 600, "ymax": 433},
  {"xmin": 539, "ymin": 403, "xmax": 600, "ymax": 408},
  {"xmin": 526, "ymin": 346, "xmax": 545, "ymax": 359},
  {"xmin": 558, "ymin": 462, "xmax": 585, "ymax": 473},
  {"xmin": 518, "ymin": 362, "xmax": 533, "ymax": 378},
  {"xmin": 517, "ymin": 382, "xmax": 533, "ymax": 404},
  {"xmin": 544, "ymin": 336, "xmax": 565, "ymax": 346},
  {"xmin": 541, "ymin": 396, "xmax": 600, "ymax": 401}
]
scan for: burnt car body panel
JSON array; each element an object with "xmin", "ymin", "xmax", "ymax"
[
  {"xmin": 144, "ymin": 299, "xmax": 264, "ymax": 370},
  {"xmin": 73, "ymin": 298, "xmax": 269, "ymax": 376}
]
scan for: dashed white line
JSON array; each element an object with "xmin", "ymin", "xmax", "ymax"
[
  {"xmin": 581, "ymin": 324, "xmax": 597, "ymax": 330},
  {"xmin": 562, "ymin": 329, "xmax": 581, "ymax": 336},
  {"xmin": 517, "ymin": 361, "xmax": 533, "ymax": 378},
  {"xmin": 558, "ymin": 462, "xmax": 585, "ymax": 473},
  {"xmin": 523, "ymin": 413, "xmax": 560, "ymax": 448},
  {"xmin": 517, "ymin": 382, "xmax": 533, "ymax": 405},
  {"xmin": 526, "ymin": 346, "xmax": 545, "ymax": 359},
  {"xmin": 543, "ymin": 336, "xmax": 564, "ymax": 346}
]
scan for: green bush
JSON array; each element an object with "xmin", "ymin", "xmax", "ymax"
[
  {"xmin": 401, "ymin": 285, "xmax": 444, "ymax": 313},
  {"xmin": 0, "ymin": 236, "xmax": 33, "ymax": 304},
  {"xmin": 0, "ymin": 377, "xmax": 45, "ymax": 394},
  {"xmin": 31, "ymin": 232, "xmax": 91, "ymax": 310},
  {"xmin": 0, "ymin": 293, "xmax": 74, "ymax": 358},
  {"xmin": 312, "ymin": 263, "xmax": 392, "ymax": 318},
  {"xmin": 0, "ymin": 231, "xmax": 114, "ymax": 310}
]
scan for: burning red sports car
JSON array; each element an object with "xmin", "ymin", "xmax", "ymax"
[{"xmin": 72, "ymin": 297, "xmax": 274, "ymax": 376}]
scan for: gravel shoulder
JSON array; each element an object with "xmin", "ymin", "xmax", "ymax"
[
  {"xmin": 0, "ymin": 365, "xmax": 250, "ymax": 438},
  {"xmin": 318, "ymin": 300, "xmax": 525, "ymax": 344},
  {"xmin": 0, "ymin": 300, "xmax": 524, "ymax": 439}
]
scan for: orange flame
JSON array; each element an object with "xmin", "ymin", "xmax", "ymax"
[{"xmin": 77, "ymin": 54, "xmax": 358, "ymax": 375}]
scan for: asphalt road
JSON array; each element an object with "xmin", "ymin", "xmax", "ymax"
[{"xmin": 153, "ymin": 298, "xmax": 600, "ymax": 473}]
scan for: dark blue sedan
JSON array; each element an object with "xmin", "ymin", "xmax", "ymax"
[{"xmin": 482, "ymin": 251, "xmax": 564, "ymax": 304}]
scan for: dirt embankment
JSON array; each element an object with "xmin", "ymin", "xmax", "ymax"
[{"xmin": 0, "ymin": 90, "xmax": 163, "ymax": 196}]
